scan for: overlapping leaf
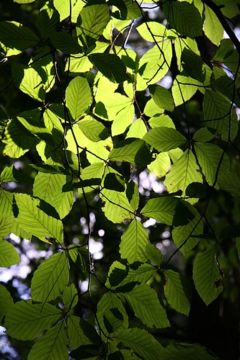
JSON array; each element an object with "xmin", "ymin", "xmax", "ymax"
[{"xmin": 33, "ymin": 172, "xmax": 74, "ymax": 219}]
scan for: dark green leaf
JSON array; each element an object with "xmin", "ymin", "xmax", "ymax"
[
  {"xmin": 0, "ymin": 21, "xmax": 39, "ymax": 50},
  {"xmin": 163, "ymin": 2, "xmax": 202, "ymax": 38},
  {"xmin": 89, "ymin": 53, "xmax": 128, "ymax": 83}
]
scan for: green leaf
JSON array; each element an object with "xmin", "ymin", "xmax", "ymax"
[
  {"xmin": 53, "ymin": 0, "xmax": 84, "ymax": 22},
  {"xmin": 66, "ymin": 76, "xmax": 92, "ymax": 120},
  {"xmin": 193, "ymin": 127, "xmax": 214, "ymax": 142},
  {"xmin": 172, "ymin": 75, "xmax": 201, "ymax": 107},
  {"xmin": 0, "ymin": 240, "xmax": 20, "ymax": 267},
  {"xmin": 50, "ymin": 31, "xmax": 81, "ymax": 54},
  {"xmin": 104, "ymin": 173, "xmax": 125, "ymax": 192},
  {"xmin": 193, "ymin": 245, "xmax": 223, "ymax": 305},
  {"xmin": 109, "ymin": 139, "xmax": 151, "ymax": 166},
  {"xmin": 15, "ymin": 194, "xmax": 63, "ymax": 243},
  {"xmin": 3, "ymin": 119, "xmax": 38, "ymax": 158},
  {"xmin": 31, "ymin": 252, "xmax": 69, "ymax": 302},
  {"xmin": 28, "ymin": 322, "xmax": 68, "ymax": 360},
  {"xmin": 144, "ymin": 127, "xmax": 186, "ymax": 152},
  {"xmin": 0, "ymin": 190, "xmax": 15, "ymax": 238},
  {"xmin": 148, "ymin": 152, "xmax": 171, "ymax": 178},
  {"xmin": 149, "ymin": 85, "xmax": 174, "ymax": 111},
  {"xmin": 194, "ymin": 143, "xmax": 223, "ymax": 186},
  {"xmin": 126, "ymin": 119, "xmax": 147, "ymax": 139},
  {"xmin": 203, "ymin": 5, "xmax": 224, "ymax": 46},
  {"xmin": 203, "ymin": 89, "xmax": 238, "ymax": 141},
  {"xmin": 95, "ymin": 84, "xmax": 135, "ymax": 136},
  {"xmin": 159, "ymin": 343, "xmax": 218, "ymax": 360},
  {"xmin": 137, "ymin": 22, "xmax": 168, "ymax": 42},
  {"xmin": 5, "ymin": 301, "xmax": 61, "ymax": 340},
  {"xmin": 213, "ymin": 39, "xmax": 239, "ymax": 73},
  {"xmin": 78, "ymin": 5, "xmax": 109, "ymax": 42},
  {"xmin": 66, "ymin": 123, "xmax": 111, "ymax": 164},
  {"xmin": 19, "ymin": 67, "xmax": 45, "ymax": 101},
  {"xmin": 122, "ymin": 0, "xmax": 141, "ymax": 19},
  {"xmin": 66, "ymin": 315, "xmax": 92, "ymax": 350},
  {"xmin": 67, "ymin": 54, "xmax": 92, "ymax": 73},
  {"xmin": 106, "ymin": 262, "xmax": 155, "ymax": 289},
  {"xmin": 17, "ymin": 111, "xmax": 50, "ymax": 135},
  {"xmin": 79, "ymin": 117, "xmax": 109, "ymax": 142},
  {"xmin": 172, "ymin": 209, "xmax": 203, "ymax": 256},
  {"xmin": 89, "ymin": 53, "xmax": 128, "ymax": 83},
  {"xmin": 181, "ymin": 48, "xmax": 204, "ymax": 82},
  {"xmin": 0, "ymin": 21, "xmax": 39, "ymax": 51},
  {"xmin": 33, "ymin": 173, "xmax": 74, "ymax": 219},
  {"xmin": 218, "ymin": 154, "xmax": 240, "ymax": 197},
  {"xmin": 0, "ymin": 166, "xmax": 15, "ymax": 183},
  {"xmin": 127, "ymin": 181, "xmax": 140, "ymax": 212},
  {"xmin": 145, "ymin": 244, "xmax": 163, "ymax": 266},
  {"xmin": 116, "ymin": 328, "xmax": 165, "ymax": 360},
  {"xmin": 120, "ymin": 220, "xmax": 149, "ymax": 263},
  {"xmin": 164, "ymin": 270, "xmax": 190, "ymax": 316},
  {"xmin": 137, "ymin": 41, "xmax": 172, "ymax": 90},
  {"xmin": 124, "ymin": 285, "xmax": 169, "ymax": 328},
  {"xmin": 97, "ymin": 292, "xmax": 128, "ymax": 335},
  {"xmin": 101, "ymin": 189, "xmax": 135, "ymax": 223},
  {"xmin": 63, "ymin": 284, "xmax": 78, "ymax": 311},
  {"xmin": 165, "ymin": 149, "xmax": 202, "ymax": 194},
  {"xmin": 0, "ymin": 284, "xmax": 13, "ymax": 323},
  {"xmin": 111, "ymin": 101, "xmax": 135, "ymax": 136},
  {"xmin": 141, "ymin": 196, "xmax": 178, "ymax": 225},
  {"xmin": 163, "ymin": 1, "xmax": 202, "ymax": 38},
  {"xmin": 149, "ymin": 114, "xmax": 175, "ymax": 129}
]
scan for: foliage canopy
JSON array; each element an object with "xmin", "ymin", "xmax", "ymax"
[{"xmin": 0, "ymin": 0, "xmax": 240, "ymax": 359}]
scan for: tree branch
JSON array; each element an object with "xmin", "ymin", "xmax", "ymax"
[{"xmin": 202, "ymin": 0, "xmax": 240, "ymax": 55}]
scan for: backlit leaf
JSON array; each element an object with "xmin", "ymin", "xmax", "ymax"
[
  {"xmin": 203, "ymin": 5, "xmax": 224, "ymax": 46},
  {"xmin": 120, "ymin": 220, "xmax": 149, "ymax": 263},
  {"xmin": 144, "ymin": 127, "xmax": 186, "ymax": 152},
  {"xmin": 66, "ymin": 76, "xmax": 92, "ymax": 120}
]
